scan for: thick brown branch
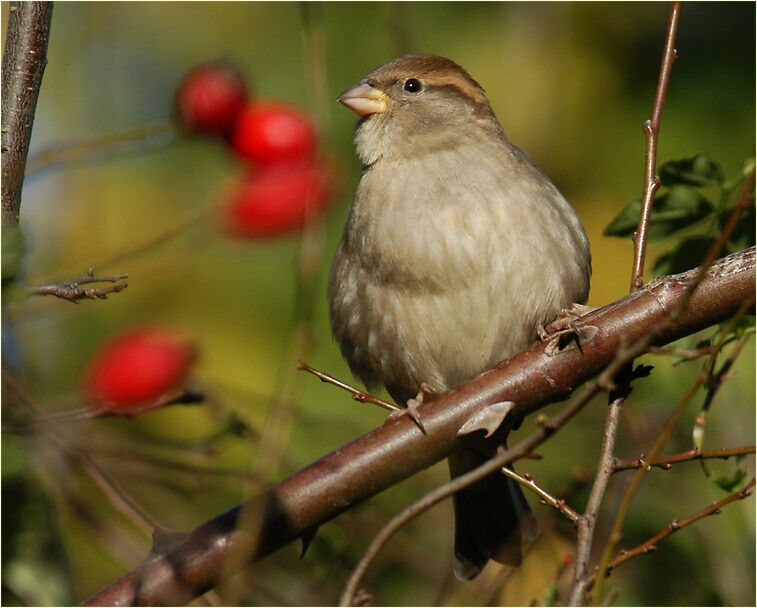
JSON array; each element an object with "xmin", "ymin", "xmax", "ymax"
[
  {"xmin": 1, "ymin": 1, "xmax": 54, "ymax": 226},
  {"xmin": 83, "ymin": 247, "xmax": 755, "ymax": 607}
]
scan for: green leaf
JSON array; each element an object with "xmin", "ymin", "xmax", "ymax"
[
  {"xmin": 604, "ymin": 198, "xmax": 643, "ymax": 237},
  {"xmin": 720, "ymin": 313, "xmax": 755, "ymax": 338},
  {"xmin": 604, "ymin": 186, "xmax": 715, "ymax": 239},
  {"xmin": 660, "ymin": 154, "xmax": 724, "ymax": 187},
  {"xmin": 713, "ymin": 468, "xmax": 747, "ymax": 492},
  {"xmin": 654, "ymin": 236, "xmax": 717, "ymax": 276},
  {"xmin": 721, "ymin": 199, "xmax": 755, "ymax": 251}
]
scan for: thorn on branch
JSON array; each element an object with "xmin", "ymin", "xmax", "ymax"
[{"xmin": 352, "ymin": 589, "xmax": 373, "ymax": 607}]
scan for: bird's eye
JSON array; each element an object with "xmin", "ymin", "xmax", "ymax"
[{"xmin": 403, "ymin": 78, "xmax": 422, "ymax": 93}]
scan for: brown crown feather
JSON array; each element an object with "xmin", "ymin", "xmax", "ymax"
[{"xmin": 365, "ymin": 54, "xmax": 490, "ymax": 108}]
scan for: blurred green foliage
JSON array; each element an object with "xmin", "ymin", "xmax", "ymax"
[
  {"xmin": 2, "ymin": 2, "xmax": 754, "ymax": 606},
  {"xmin": 605, "ymin": 154, "xmax": 755, "ymax": 274}
]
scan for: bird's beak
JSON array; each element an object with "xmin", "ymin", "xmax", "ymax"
[{"xmin": 337, "ymin": 82, "xmax": 388, "ymax": 116}]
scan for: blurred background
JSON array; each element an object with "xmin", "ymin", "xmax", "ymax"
[{"xmin": 2, "ymin": 2, "xmax": 754, "ymax": 606}]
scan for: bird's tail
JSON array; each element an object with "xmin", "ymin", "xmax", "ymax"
[{"xmin": 448, "ymin": 448, "xmax": 539, "ymax": 580}]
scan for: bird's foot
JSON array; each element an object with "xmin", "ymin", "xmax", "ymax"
[
  {"xmin": 538, "ymin": 304, "xmax": 598, "ymax": 356},
  {"xmin": 388, "ymin": 383, "xmax": 434, "ymax": 434}
]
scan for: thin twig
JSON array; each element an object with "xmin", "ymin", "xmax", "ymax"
[
  {"xmin": 1, "ymin": 1, "xmax": 53, "ymax": 226},
  {"xmin": 629, "ymin": 1, "xmax": 682, "ymax": 291},
  {"xmin": 646, "ymin": 345, "xmax": 715, "ymax": 360},
  {"xmin": 252, "ymin": 3, "xmax": 332, "ymax": 478},
  {"xmin": 26, "ymin": 268, "xmax": 128, "ymax": 303},
  {"xmin": 613, "ymin": 445, "xmax": 755, "ymax": 472},
  {"xmin": 24, "ymin": 120, "xmax": 177, "ymax": 177},
  {"xmin": 568, "ymin": 396, "xmax": 624, "ymax": 606},
  {"xmin": 588, "ymin": 477, "xmax": 755, "ymax": 584},
  {"xmin": 692, "ymin": 328, "xmax": 753, "ymax": 473},
  {"xmin": 500, "ymin": 467, "xmax": 580, "ymax": 524},
  {"xmin": 297, "ymin": 360, "xmax": 400, "ymax": 413},
  {"xmin": 2, "ymin": 389, "xmax": 204, "ymax": 433},
  {"xmin": 2, "ymin": 370, "xmax": 156, "ymax": 536},
  {"xmin": 339, "ymin": 381, "xmax": 602, "ymax": 606},
  {"xmin": 32, "ymin": 207, "xmax": 210, "ymax": 287}
]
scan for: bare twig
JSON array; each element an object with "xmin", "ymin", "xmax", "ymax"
[
  {"xmin": 2, "ymin": 369, "xmax": 156, "ymax": 536},
  {"xmin": 26, "ymin": 268, "xmax": 128, "ymax": 303},
  {"xmin": 3, "ymin": 389, "xmax": 204, "ymax": 434},
  {"xmin": 614, "ymin": 445, "xmax": 755, "ymax": 472},
  {"xmin": 251, "ymin": 4, "xmax": 333, "ymax": 479},
  {"xmin": 297, "ymin": 360, "xmax": 400, "ymax": 413},
  {"xmin": 339, "ymin": 383, "xmax": 597, "ymax": 606},
  {"xmin": 1, "ymin": 1, "xmax": 53, "ymax": 226},
  {"xmin": 33, "ymin": 208, "xmax": 210, "ymax": 286},
  {"xmin": 629, "ymin": 1, "xmax": 682, "ymax": 291},
  {"xmin": 646, "ymin": 345, "xmax": 715, "ymax": 360},
  {"xmin": 589, "ymin": 477, "xmax": 755, "ymax": 584},
  {"xmin": 24, "ymin": 120, "xmax": 177, "ymax": 177},
  {"xmin": 500, "ymin": 467, "xmax": 580, "ymax": 524},
  {"xmin": 568, "ymin": 396, "xmax": 624, "ymax": 606}
]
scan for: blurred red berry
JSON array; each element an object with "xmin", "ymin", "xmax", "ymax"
[
  {"xmin": 223, "ymin": 161, "xmax": 333, "ymax": 238},
  {"xmin": 175, "ymin": 63, "xmax": 247, "ymax": 135},
  {"xmin": 83, "ymin": 328, "xmax": 195, "ymax": 412},
  {"xmin": 230, "ymin": 102, "xmax": 317, "ymax": 165}
]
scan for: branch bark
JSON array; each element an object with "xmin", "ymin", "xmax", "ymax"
[
  {"xmin": 1, "ymin": 1, "xmax": 54, "ymax": 226},
  {"xmin": 83, "ymin": 246, "xmax": 755, "ymax": 606}
]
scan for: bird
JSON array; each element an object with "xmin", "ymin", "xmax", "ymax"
[{"xmin": 328, "ymin": 54, "xmax": 591, "ymax": 580}]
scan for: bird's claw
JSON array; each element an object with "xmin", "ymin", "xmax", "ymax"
[
  {"xmin": 539, "ymin": 304, "xmax": 598, "ymax": 356},
  {"xmin": 388, "ymin": 383, "xmax": 434, "ymax": 434}
]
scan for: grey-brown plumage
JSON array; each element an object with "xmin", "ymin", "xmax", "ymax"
[{"xmin": 329, "ymin": 54, "xmax": 591, "ymax": 580}]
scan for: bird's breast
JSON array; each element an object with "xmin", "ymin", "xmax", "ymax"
[{"xmin": 329, "ymin": 142, "xmax": 590, "ymax": 398}]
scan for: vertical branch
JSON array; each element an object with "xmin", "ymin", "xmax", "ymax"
[
  {"xmin": 388, "ymin": 3, "xmax": 413, "ymax": 56},
  {"xmin": 569, "ymin": 4, "xmax": 683, "ymax": 604},
  {"xmin": 629, "ymin": 2, "xmax": 682, "ymax": 291},
  {"xmin": 567, "ymin": 396, "xmax": 624, "ymax": 606},
  {"xmin": 1, "ymin": 1, "xmax": 54, "ymax": 226}
]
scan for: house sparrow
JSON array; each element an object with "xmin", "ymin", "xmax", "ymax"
[{"xmin": 328, "ymin": 54, "xmax": 591, "ymax": 580}]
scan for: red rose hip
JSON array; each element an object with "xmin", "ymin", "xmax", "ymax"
[
  {"xmin": 230, "ymin": 102, "xmax": 317, "ymax": 165},
  {"xmin": 175, "ymin": 63, "xmax": 247, "ymax": 135},
  {"xmin": 223, "ymin": 161, "xmax": 333, "ymax": 238},
  {"xmin": 83, "ymin": 328, "xmax": 195, "ymax": 412}
]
